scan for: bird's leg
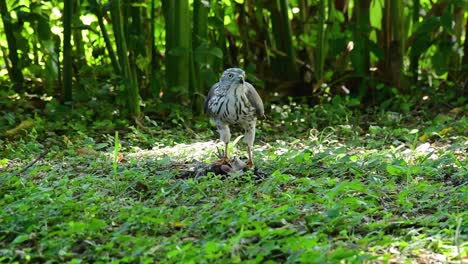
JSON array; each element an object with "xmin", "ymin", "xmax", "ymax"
[
  {"xmin": 244, "ymin": 121, "xmax": 256, "ymax": 169},
  {"xmin": 215, "ymin": 143, "xmax": 229, "ymax": 165},
  {"xmin": 224, "ymin": 142, "xmax": 229, "ymax": 161},
  {"xmin": 214, "ymin": 143, "xmax": 229, "ymax": 165},
  {"xmin": 246, "ymin": 146, "xmax": 254, "ymax": 168},
  {"xmin": 216, "ymin": 122, "xmax": 231, "ymax": 165}
]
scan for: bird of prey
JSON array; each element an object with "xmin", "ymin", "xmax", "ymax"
[{"xmin": 205, "ymin": 68, "xmax": 264, "ymax": 168}]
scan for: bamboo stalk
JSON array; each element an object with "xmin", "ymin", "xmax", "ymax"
[
  {"xmin": 174, "ymin": 0, "xmax": 190, "ymax": 94},
  {"xmin": 269, "ymin": 0, "xmax": 299, "ymax": 81},
  {"xmin": 111, "ymin": 0, "xmax": 141, "ymax": 117},
  {"xmin": 212, "ymin": 2, "xmax": 228, "ymax": 69},
  {"xmin": 0, "ymin": 0, "xmax": 24, "ymax": 89},
  {"xmin": 191, "ymin": 0, "xmax": 209, "ymax": 114},
  {"xmin": 251, "ymin": 0, "xmax": 269, "ymax": 76},
  {"xmin": 315, "ymin": 0, "xmax": 327, "ymax": 81},
  {"xmin": 404, "ymin": 1, "xmax": 449, "ymax": 50},
  {"xmin": 409, "ymin": 0, "xmax": 420, "ymax": 81},
  {"xmin": 63, "ymin": 0, "xmax": 73, "ymax": 102},
  {"xmin": 448, "ymin": 2, "xmax": 466, "ymax": 81},
  {"xmin": 163, "ymin": 0, "xmax": 190, "ymax": 97},
  {"xmin": 463, "ymin": 19, "xmax": 468, "ymax": 68},
  {"xmin": 236, "ymin": 3, "xmax": 250, "ymax": 65},
  {"xmin": 383, "ymin": 0, "xmax": 404, "ymax": 89},
  {"xmin": 299, "ymin": 0, "xmax": 315, "ymax": 75},
  {"xmin": 352, "ymin": 0, "xmax": 371, "ymax": 97},
  {"xmin": 128, "ymin": 1, "xmax": 151, "ymax": 96},
  {"xmin": 150, "ymin": 0, "xmax": 158, "ymax": 97},
  {"xmin": 90, "ymin": 0, "xmax": 121, "ymax": 75},
  {"xmin": 162, "ymin": 0, "xmax": 175, "ymax": 89},
  {"xmin": 224, "ymin": 28, "xmax": 311, "ymax": 70},
  {"xmin": 73, "ymin": 0, "xmax": 86, "ymax": 67}
]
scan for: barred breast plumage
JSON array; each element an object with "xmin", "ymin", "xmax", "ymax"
[
  {"xmin": 205, "ymin": 68, "xmax": 264, "ymax": 168},
  {"xmin": 207, "ymin": 83, "xmax": 257, "ymax": 124}
]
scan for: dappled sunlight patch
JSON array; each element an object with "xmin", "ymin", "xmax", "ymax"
[
  {"xmin": 115, "ymin": 141, "xmax": 268, "ymax": 179},
  {"xmin": 126, "ymin": 140, "xmax": 220, "ymax": 162},
  {"xmin": 370, "ymin": 235, "xmax": 464, "ymax": 264}
]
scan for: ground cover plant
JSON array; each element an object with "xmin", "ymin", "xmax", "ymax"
[
  {"xmin": 1, "ymin": 99, "xmax": 466, "ymax": 263},
  {"xmin": 1, "ymin": 0, "xmax": 467, "ymax": 263}
]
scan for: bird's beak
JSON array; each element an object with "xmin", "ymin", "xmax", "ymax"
[{"xmin": 238, "ymin": 74, "xmax": 245, "ymax": 84}]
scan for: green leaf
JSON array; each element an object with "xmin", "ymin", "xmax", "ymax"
[
  {"xmin": 327, "ymin": 206, "xmax": 341, "ymax": 218},
  {"xmin": 440, "ymin": 9, "xmax": 453, "ymax": 33},
  {"xmin": 386, "ymin": 165, "xmax": 405, "ymax": 176},
  {"xmin": 204, "ymin": 241, "xmax": 218, "ymax": 254},
  {"xmin": 332, "ymin": 9, "xmax": 345, "ymax": 23},
  {"xmin": 12, "ymin": 234, "xmax": 29, "ymax": 244},
  {"xmin": 36, "ymin": 16, "xmax": 52, "ymax": 41},
  {"xmin": 369, "ymin": 0, "xmax": 383, "ymax": 28},
  {"xmin": 432, "ymin": 43, "xmax": 451, "ymax": 76},
  {"xmin": 194, "ymin": 45, "xmax": 223, "ymax": 59},
  {"xmin": 13, "ymin": 32, "xmax": 29, "ymax": 53},
  {"xmin": 167, "ymin": 248, "xmax": 180, "ymax": 258},
  {"xmin": 136, "ymin": 55, "xmax": 151, "ymax": 71},
  {"xmin": 330, "ymin": 247, "xmax": 359, "ymax": 260},
  {"xmin": 415, "ymin": 17, "xmax": 440, "ymax": 34},
  {"xmin": 207, "ymin": 16, "xmax": 224, "ymax": 29},
  {"xmin": 88, "ymin": 218, "xmax": 107, "ymax": 231},
  {"xmin": 94, "ymin": 143, "xmax": 108, "ymax": 150},
  {"xmin": 368, "ymin": 40, "xmax": 384, "ymax": 60},
  {"xmin": 168, "ymin": 47, "xmax": 191, "ymax": 56},
  {"xmin": 68, "ymin": 221, "xmax": 87, "ymax": 234},
  {"xmin": 0, "ymin": 158, "xmax": 9, "ymax": 166}
]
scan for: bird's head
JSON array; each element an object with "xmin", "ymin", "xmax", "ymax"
[{"xmin": 219, "ymin": 68, "xmax": 246, "ymax": 88}]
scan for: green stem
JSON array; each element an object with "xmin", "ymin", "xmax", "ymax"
[
  {"xmin": 111, "ymin": 0, "xmax": 141, "ymax": 117},
  {"xmin": 191, "ymin": 0, "xmax": 209, "ymax": 113},
  {"xmin": 352, "ymin": 0, "xmax": 371, "ymax": 97},
  {"xmin": 269, "ymin": 0, "xmax": 299, "ymax": 81},
  {"xmin": 163, "ymin": 0, "xmax": 190, "ymax": 97},
  {"xmin": 63, "ymin": 0, "xmax": 73, "ymax": 102},
  {"xmin": 410, "ymin": 0, "xmax": 420, "ymax": 81},
  {"xmin": 316, "ymin": 0, "xmax": 327, "ymax": 81},
  {"xmin": 91, "ymin": 0, "xmax": 121, "ymax": 75},
  {"xmin": 0, "ymin": 0, "xmax": 24, "ymax": 89}
]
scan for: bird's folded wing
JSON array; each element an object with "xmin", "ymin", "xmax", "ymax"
[
  {"xmin": 204, "ymin": 83, "xmax": 218, "ymax": 114},
  {"xmin": 245, "ymin": 82, "xmax": 265, "ymax": 117}
]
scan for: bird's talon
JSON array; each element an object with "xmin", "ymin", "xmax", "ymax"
[
  {"xmin": 246, "ymin": 160, "xmax": 254, "ymax": 169},
  {"xmin": 214, "ymin": 156, "xmax": 230, "ymax": 166}
]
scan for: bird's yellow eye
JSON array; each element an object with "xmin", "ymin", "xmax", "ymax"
[{"xmin": 227, "ymin": 73, "xmax": 233, "ymax": 79}]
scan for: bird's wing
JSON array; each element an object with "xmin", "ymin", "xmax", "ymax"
[
  {"xmin": 245, "ymin": 82, "xmax": 265, "ymax": 117},
  {"xmin": 204, "ymin": 83, "xmax": 218, "ymax": 114}
]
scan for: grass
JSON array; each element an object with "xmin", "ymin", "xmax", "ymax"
[{"xmin": 0, "ymin": 102, "xmax": 467, "ymax": 263}]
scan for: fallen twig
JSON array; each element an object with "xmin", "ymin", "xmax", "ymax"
[{"xmin": 18, "ymin": 150, "xmax": 50, "ymax": 174}]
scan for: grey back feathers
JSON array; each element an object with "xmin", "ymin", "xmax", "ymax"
[{"xmin": 245, "ymin": 82, "xmax": 264, "ymax": 117}]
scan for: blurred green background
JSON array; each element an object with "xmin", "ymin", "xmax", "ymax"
[{"xmin": 0, "ymin": 0, "xmax": 466, "ymax": 122}]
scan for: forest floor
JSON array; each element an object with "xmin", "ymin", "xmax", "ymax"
[{"xmin": 0, "ymin": 101, "xmax": 467, "ymax": 263}]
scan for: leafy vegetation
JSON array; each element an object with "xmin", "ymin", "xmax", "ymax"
[
  {"xmin": 0, "ymin": 0, "xmax": 466, "ymax": 116},
  {"xmin": 1, "ymin": 100, "xmax": 466, "ymax": 263},
  {"xmin": 0, "ymin": 0, "xmax": 467, "ymax": 263}
]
